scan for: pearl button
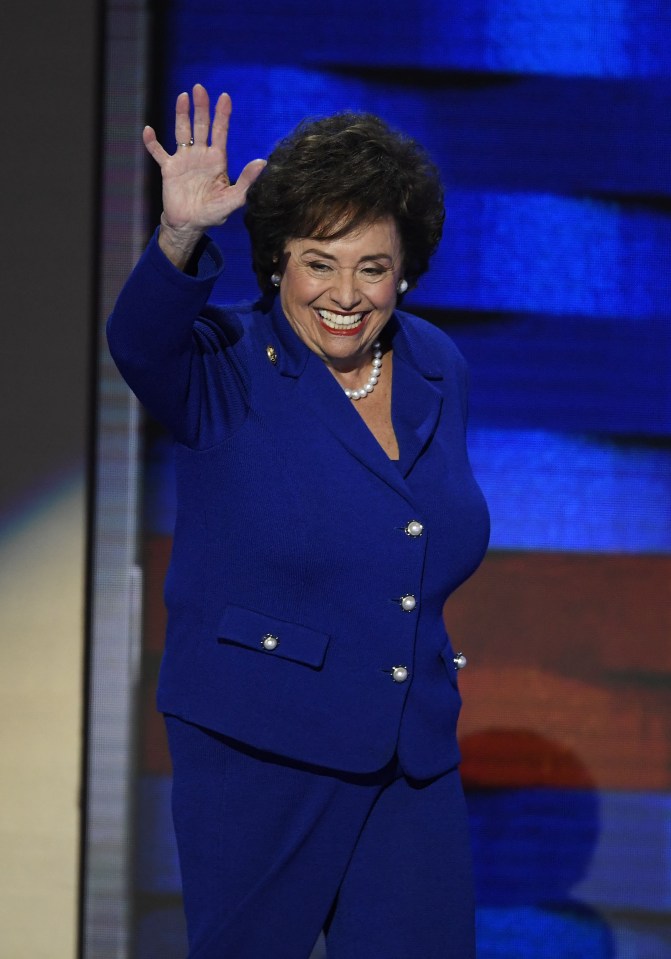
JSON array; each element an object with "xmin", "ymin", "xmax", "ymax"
[
  {"xmin": 453, "ymin": 652, "xmax": 467, "ymax": 670},
  {"xmin": 400, "ymin": 594, "xmax": 417, "ymax": 612},
  {"xmin": 405, "ymin": 520, "xmax": 424, "ymax": 537},
  {"xmin": 261, "ymin": 634, "xmax": 279, "ymax": 651},
  {"xmin": 392, "ymin": 666, "xmax": 409, "ymax": 683}
]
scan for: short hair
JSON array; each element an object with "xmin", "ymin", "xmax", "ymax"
[{"xmin": 244, "ymin": 112, "xmax": 445, "ymax": 292}]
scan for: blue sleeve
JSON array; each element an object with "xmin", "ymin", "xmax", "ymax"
[{"xmin": 106, "ymin": 230, "xmax": 249, "ymax": 447}]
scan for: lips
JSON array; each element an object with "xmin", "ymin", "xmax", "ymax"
[{"xmin": 315, "ymin": 308, "xmax": 368, "ymax": 336}]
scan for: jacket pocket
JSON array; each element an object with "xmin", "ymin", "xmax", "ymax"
[{"xmin": 216, "ymin": 604, "xmax": 331, "ymax": 670}]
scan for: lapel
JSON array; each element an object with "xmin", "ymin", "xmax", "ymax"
[
  {"xmin": 391, "ymin": 347, "xmax": 444, "ymax": 479},
  {"xmin": 266, "ymin": 298, "xmax": 444, "ymax": 501}
]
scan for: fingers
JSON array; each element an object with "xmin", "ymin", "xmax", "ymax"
[
  {"xmin": 148, "ymin": 84, "xmax": 260, "ymax": 203},
  {"xmin": 191, "ymin": 82, "xmax": 211, "ymax": 146},
  {"xmin": 210, "ymin": 91, "xmax": 232, "ymax": 155},
  {"xmin": 174, "ymin": 84, "xmax": 216, "ymax": 149},
  {"xmin": 170, "ymin": 84, "xmax": 233, "ymax": 154},
  {"xmin": 174, "ymin": 90, "xmax": 193, "ymax": 148},
  {"xmin": 142, "ymin": 125, "xmax": 170, "ymax": 165}
]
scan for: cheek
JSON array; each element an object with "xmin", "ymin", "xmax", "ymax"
[
  {"xmin": 286, "ymin": 278, "xmax": 322, "ymax": 308},
  {"xmin": 371, "ymin": 284, "xmax": 398, "ymax": 313}
]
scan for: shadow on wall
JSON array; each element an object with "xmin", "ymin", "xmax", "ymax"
[{"xmin": 461, "ymin": 728, "xmax": 614, "ymax": 959}]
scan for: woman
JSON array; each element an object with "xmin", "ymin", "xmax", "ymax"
[{"xmin": 108, "ymin": 83, "xmax": 489, "ymax": 959}]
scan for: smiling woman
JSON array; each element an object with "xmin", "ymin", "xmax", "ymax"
[
  {"xmin": 245, "ymin": 106, "xmax": 444, "ymax": 454},
  {"xmin": 107, "ymin": 84, "xmax": 489, "ymax": 959}
]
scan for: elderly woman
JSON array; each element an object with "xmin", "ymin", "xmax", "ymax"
[{"xmin": 107, "ymin": 83, "xmax": 489, "ymax": 959}]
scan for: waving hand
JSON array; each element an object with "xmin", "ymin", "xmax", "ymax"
[{"xmin": 143, "ymin": 84, "xmax": 266, "ymax": 268}]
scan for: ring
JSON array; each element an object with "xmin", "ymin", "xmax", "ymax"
[{"xmin": 177, "ymin": 138, "xmax": 194, "ymax": 148}]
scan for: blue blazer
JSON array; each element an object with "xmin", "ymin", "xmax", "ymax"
[{"xmin": 107, "ymin": 233, "xmax": 490, "ymax": 779}]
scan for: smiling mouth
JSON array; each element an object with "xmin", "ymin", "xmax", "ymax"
[{"xmin": 315, "ymin": 308, "xmax": 368, "ymax": 335}]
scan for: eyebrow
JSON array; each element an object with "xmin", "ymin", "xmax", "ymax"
[{"xmin": 301, "ymin": 248, "xmax": 394, "ymax": 263}]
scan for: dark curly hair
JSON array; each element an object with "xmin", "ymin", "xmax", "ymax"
[{"xmin": 244, "ymin": 112, "xmax": 445, "ymax": 292}]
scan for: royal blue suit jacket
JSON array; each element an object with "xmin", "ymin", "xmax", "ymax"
[{"xmin": 107, "ymin": 233, "xmax": 489, "ymax": 780}]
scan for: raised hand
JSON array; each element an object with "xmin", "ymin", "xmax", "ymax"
[{"xmin": 143, "ymin": 83, "xmax": 266, "ymax": 268}]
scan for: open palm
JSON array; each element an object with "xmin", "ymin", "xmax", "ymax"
[{"xmin": 143, "ymin": 83, "xmax": 265, "ymax": 234}]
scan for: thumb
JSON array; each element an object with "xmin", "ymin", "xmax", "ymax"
[{"xmin": 235, "ymin": 158, "xmax": 267, "ymax": 195}]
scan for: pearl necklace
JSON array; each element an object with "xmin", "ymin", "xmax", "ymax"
[{"xmin": 343, "ymin": 341, "xmax": 382, "ymax": 400}]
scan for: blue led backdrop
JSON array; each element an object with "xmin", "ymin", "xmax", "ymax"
[{"xmin": 130, "ymin": 3, "xmax": 671, "ymax": 957}]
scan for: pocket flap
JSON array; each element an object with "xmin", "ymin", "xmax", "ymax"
[{"xmin": 217, "ymin": 604, "xmax": 331, "ymax": 669}]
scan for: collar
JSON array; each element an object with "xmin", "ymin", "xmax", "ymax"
[
  {"xmin": 265, "ymin": 294, "xmax": 311, "ymax": 377},
  {"xmin": 262, "ymin": 295, "xmax": 444, "ymax": 490}
]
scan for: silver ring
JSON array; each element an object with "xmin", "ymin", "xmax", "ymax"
[{"xmin": 177, "ymin": 138, "xmax": 194, "ymax": 148}]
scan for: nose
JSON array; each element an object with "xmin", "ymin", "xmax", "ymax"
[{"xmin": 330, "ymin": 269, "xmax": 361, "ymax": 311}]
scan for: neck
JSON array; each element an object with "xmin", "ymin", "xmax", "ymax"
[{"xmin": 330, "ymin": 354, "xmax": 373, "ymax": 384}]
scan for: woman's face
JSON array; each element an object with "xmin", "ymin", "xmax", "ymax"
[{"xmin": 278, "ymin": 217, "xmax": 404, "ymax": 371}]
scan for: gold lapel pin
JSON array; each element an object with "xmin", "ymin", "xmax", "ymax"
[{"xmin": 266, "ymin": 345, "xmax": 278, "ymax": 365}]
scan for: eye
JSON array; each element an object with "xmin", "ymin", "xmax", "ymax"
[
  {"xmin": 360, "ymin": 265, "xmax": 390, "ymax": 281},
  {"xmin": 306, "ymin": 261, "xmax": 332, "ymax": 274}
]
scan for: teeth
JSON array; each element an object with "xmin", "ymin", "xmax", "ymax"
[{"xmin": 317, "ymin": 308, "xmax": 365, "ymax": 330}]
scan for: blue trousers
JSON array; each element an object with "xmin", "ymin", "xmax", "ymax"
[{"xmin": 166, "ymin": 716, "xmax": 475, "ymax": 959}]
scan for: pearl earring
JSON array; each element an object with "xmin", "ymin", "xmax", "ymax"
[
  {"xmin": 397, "ymin": 279, "xmax": 408, "ymax": 294},
  {"xmin": 270, "ymin": 273, "xmax": 281, "ymax": 287}
]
